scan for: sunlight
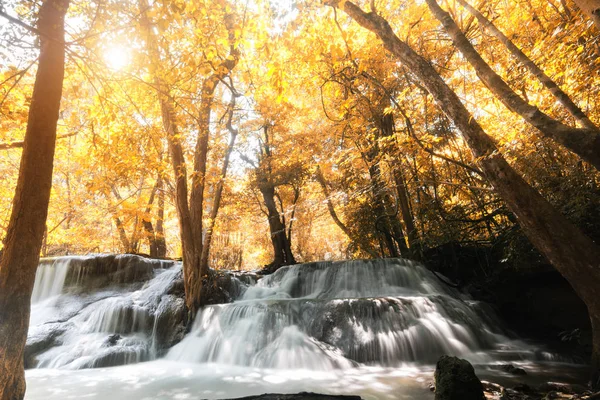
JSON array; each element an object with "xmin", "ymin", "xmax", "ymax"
[{"xmin": 104, "ymin": 45, "xmax": 130, "ymax": 71}]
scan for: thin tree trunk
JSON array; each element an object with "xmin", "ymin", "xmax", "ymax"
[
  {"xmin": 315, "ymin": 166, "xmax": 380, "ymax": 258},
  {"xmin": 142, "ymin": 180, "xmax": 159, "ymax": 258},
  {"xmin": 113, "ymin": 215, "xmax": 132, "ymax": 252},
  {"xmin": 260, "ymin": 184, "xmax": 296, "ymax": 270},
  {"xmin": 572, "ymin": 0, "xmax": 600, "ymax": 30},
  {"xmin": 155, "ymin": 175, "xmax": 167, "ymax": 258},
  {"xmin": 456, "ymin": 0, "xmax": 596, "ymax": 129},
  {"xmin": 391, "ymin": 165, "xmax": 421, "ymax": 259},
  {"xmin": 369, "ymin": 160, "xmax": 407, "ymax": 257},
  {"xmin": 200, "ymin": 98, "xmax": 239, "ymax": 269},
  {"xmin": 109, "ymin": 185, "xmax": 133, "ymax": 253},
  {"xmin": 425, "ymin": 0, "xmax": 600, "ymax": 170},
  {"xmin": 315, "ymin": 166, "xmax": 354, "ymax": 239},
  {"xmin": 0, "ymin": 0, "xmax": 68, "ymax": 398},
  {"xmin": 189, "ymin": 13, "xmax": 240, "ymax": 280},
  {"xmin": 138, "ymin": 0, "xmax": 198, "ymax": 313},
  {"xmin": 328, "ymin": 0, "xmax": 600, "ymax": 387}
]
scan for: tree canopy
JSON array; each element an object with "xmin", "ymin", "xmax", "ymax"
[{"xmin": 0, "ymin": 0, "xmax": 598, "ymax": 267}]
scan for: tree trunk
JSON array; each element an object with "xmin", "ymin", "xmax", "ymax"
[
  {"xmin": 0, "ymin": 0, "xmax": 68, "ymax": 398},
  {"xmin": 456, "ymin": 0, "xmax": 596, "ymax": 130},
  {"xmin": 572, "ymin": 0, "xmax": 600, "ymax": 30},
  {"xmin": 113, "ymin": 215, "xmax": 132, "ymax": 252},
  {"xmin": 368, "ymin": 156, "xmax": 408, "ymax": 257},
  {"xmin": 425, "ymin": 0, "xmax": 600, "ymax": 171},
  {"xmin": 142, "ymin": 180, "xmax": 159, "ymax": 258},
  {"xmin": 155, "ymin": 175, "xmax": 167, "ymax": 258},
  {"xmin": 315, "ymin": 166, "xmax": 379, "ymax": 258},
  {"xmin": 200, "ymin": 99, "xmax": 238, "ymax": 269},
  {"xmin": 392, "ymin": 165, "xmax": 421, "ymax": 259},
  {"xmin": 189, "ymin": 13, "xmax": 240, "ymax": 281},
  {"xmin": 329, "ymin": 0, "xmax": 600, "ymax": 386},
  {"xmin": 260, "ymin": 183, "xmax": 296, "ymax": 271},
  {"xmin": 138, "ymin": 0, "xmax": 199, "ymax": 314}
]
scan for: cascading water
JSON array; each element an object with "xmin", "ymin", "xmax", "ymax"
[
  {"xmin": 167, "ymin": 259, "xmax": 519, "ymax": 369},
  {"xmin": 27, "ymin": 255, "xmax": 186, "ymax": 369},
  {"xmin": 25, "ymin": 256, "xmax": 583, "ymax": 400}
]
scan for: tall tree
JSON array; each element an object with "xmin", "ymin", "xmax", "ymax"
[
  {"xmin": 572, "ymin": 0, "xmax": 600, "ymax": 29},
  {"xmin": 138, "ymin": 0, "xmax": 240, "ymax": 315},
  {"xmin": 424, "ymin": 0, "xmax": 600, "ymax": 170},
  {"xmin": 0, "ymin": 0, "xmax": 69, "ymax": 398},
  {"xmin": 455, "ymin": 0, "xmax": 596, "ymax": 130},
  {"xmin": 326, "ymin": 0, "xmax": 600, "ymax": 387}
]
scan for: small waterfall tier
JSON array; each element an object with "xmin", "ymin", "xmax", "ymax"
[
  {"xmin": 168, "ymin": 258, "xmax": 524, "ymax": 369},
  {"xmin": 27, "ymin": 255, "xmax": 188, "ymax": 369}
]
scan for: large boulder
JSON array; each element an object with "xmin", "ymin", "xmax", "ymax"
[{"xmin": 434, "ymin": 355, "xmax": 485, "ymax": 400}]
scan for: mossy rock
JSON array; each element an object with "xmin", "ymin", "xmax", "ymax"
[{"xmin": 434, "ymin": 355, "xmax": 485, "ymax": 400}]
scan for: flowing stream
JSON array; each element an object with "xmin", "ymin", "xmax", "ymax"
[{"xmin": 24, "ymin": 256, "xmax": 585, "ymax": 399}]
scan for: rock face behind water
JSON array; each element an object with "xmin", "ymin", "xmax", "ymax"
[{"xmin": 434, "ymin": 355, "xmax": 485, "ymax": 400}]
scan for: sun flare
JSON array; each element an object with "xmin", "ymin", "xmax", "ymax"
[{"xmin": 104, "ymin": 46, "xmax": 130, "ymax": 71}]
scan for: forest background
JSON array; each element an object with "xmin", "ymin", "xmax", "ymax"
[
  {"xmin": 2, "ymin": 0, "xmax": 600, "ymax": 395},
  {"xmin": 2, "ymin": 0, "xmax": 598, "ymax": 272}
]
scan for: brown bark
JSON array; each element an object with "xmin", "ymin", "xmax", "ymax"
[
  {"xmin": 200, "ymin": 98, "xmax": 239, "ymax": 269},
  {"xmin": 425, "ymin": 0, "xmax": 600, "ymax": 171},
  {"xmin": 259, "ymin": 183, "xmax": 296, "ymax": 270},
  {"xmin": 328, "ymin": 0, "xmax": 600, "ymax": 386},
  {"xmin": 113, "ymin": 215, "xmax": 132, "ymax": 252},
  {"xmin": 391, "ymin": 165, "xmax": 421, "ymax": 259},
  {"xmin": 315, "ymin": 166, "xmax": 353, "ymax": 238},
  {"xmin": 572, "ymin": 0, "xmax": 600, "ymax": 30},
  {"xmin": 138, "ymin": 0, "xmax": 198, "ymax": 313},
  {"xmin": 255, "ymin": 127, "xmax": 296, "ymax": 271},
  {"xmin": 139, "ymin": 0, "xmax": 239, "ymax": 315},
  {"xmin": 0, "ymin": 0, "xmax": 68, "ymax": 398},
  {"xmin": 108, "ymin": 186, "xmax": 135, "ymax": 253},
  {"xmin": 456, "ymin": 0, "xmax": 596, "ymax": 130},
  {"xmin": 364, "ymin": 112, "xmax": 409, "ymax": 257},
  {"xmin": 142, "ymin": 180, "xmax": 159, "ymax": 258},
  {"xmin": 155, "ymin": 175, "xmax": 167, "ymax": 258},
  {"xmin": 189, "ymin": 13, "xmax": 240, "ymax": 278},
  {"xmin": 368, "ymin": 162, "xmax": 403, "ymax": 257}
]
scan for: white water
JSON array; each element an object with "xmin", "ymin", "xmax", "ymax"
[
  {"xmin": 31, "ymin": 257, "xmax": 80, "ymax": 304},
  {"xmin": 167, "ymin": 259, "xmax": 518, "ymax": 368},
  {"xmin": 27, "ymin": 255, "xmax": 183, "ymax": 369},
  {"xmin": 25, "ymin": 257, "xmax": 572, "ymax": 400}
]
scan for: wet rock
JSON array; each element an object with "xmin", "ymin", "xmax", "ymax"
[
  {"xmin": 106, "ymin": 334, "xmax": 121, "ymax": 346},
  {"xmin": 482, "ymin": 380, "xmax": 504, "ymax": 395},
  {"xmin": 434, "ymin": 355, "xmax": 485, "ymax": 400},
  {"xmin": 200, "ymin": 271, "xmax": 236, "ymax": 306},
  {"xmin": 152, "ymin": 294, "xmax": 186, "ymax": 350},
  {"xmin": 223, "ymin": 393, "xmax": 362, "ymax": 400},
  {"xmin": 492, "ymin": 364, "xmax": 527, "ymax": 375},
  {"xmin": 60, "ymin": 254, "xmax": 174, "ymax": 290},
  {"xmin": 513, "ymin": 384, "xmax": 534, "ymax": 393},
  {"xmin": 24, "ymin": 323, "xmax": 66, "ymax": 369},
  {"xmin": 81, "ymin": 346, "xmax": 150, "ymax": 369},
  {"xmin": 537, "ymin": 383, "xmax": 587, "ymax": 395}
]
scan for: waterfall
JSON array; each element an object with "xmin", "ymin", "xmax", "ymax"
[
  {"xmin": 31, "ymin": 257, "xmax": 78, "ymax": 304},
  {"xmin": 26, "ymin": 256, "xmax": 583, "ymax": 400},
  {"xmin": 167, "ymin": 259, "xmax": 521, "ymax": 368},
  {"xmin": 27, "ymin": 255, "xmax": 187, "ymax": 369}
]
